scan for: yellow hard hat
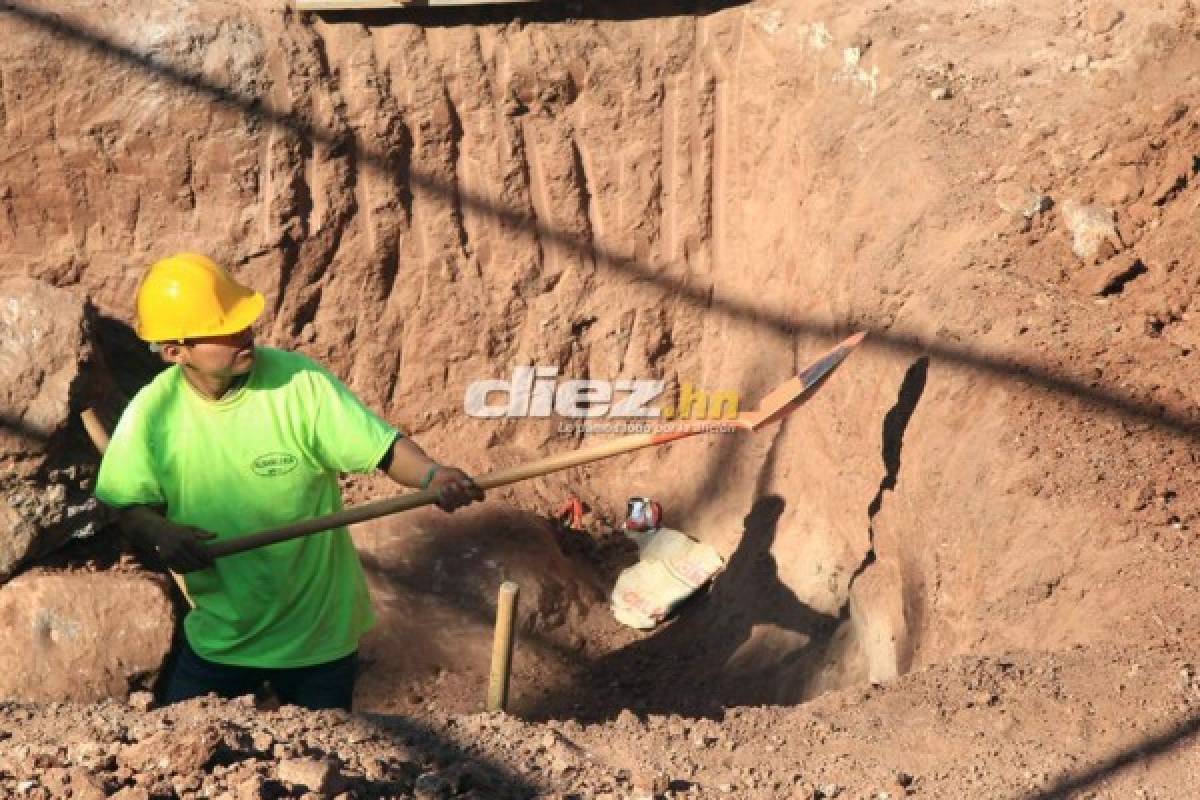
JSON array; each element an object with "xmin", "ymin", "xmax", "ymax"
[{"xmin": 135, "ymin": 253, "xmax": 265, "ymax": 342}]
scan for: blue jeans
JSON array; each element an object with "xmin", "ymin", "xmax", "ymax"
[{"xmin": 163, "ymin": 637, "xmax": 358, "ymax": 711}]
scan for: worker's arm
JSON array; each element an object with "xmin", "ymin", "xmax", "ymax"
[
  {"xmin": 108, "ymin": 504, "xmax": 216, "ymax": 573},
  {"xmin": 381, "ymin": 436, "xmax": 484, "ymax": 511}
]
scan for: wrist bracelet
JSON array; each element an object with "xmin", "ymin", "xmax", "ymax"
[{"xmin": 420, "ymin": 464, "xmax": 441, "ymax": 489}]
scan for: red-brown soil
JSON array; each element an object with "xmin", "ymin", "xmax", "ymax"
[{"xmin": 3, "ymin": 0, "xmax": 1200, "ymax": 796}]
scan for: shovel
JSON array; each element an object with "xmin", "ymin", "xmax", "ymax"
[{"xmin": 84, "ymin": 332, "xmax": 865, "ymax": 559}]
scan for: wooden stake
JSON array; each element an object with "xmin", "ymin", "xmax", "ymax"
[{"xmin": 486, "ymin": 581, "xmax": 519, "ymax": 712}]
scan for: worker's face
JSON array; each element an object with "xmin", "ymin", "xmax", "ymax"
[{"xmin": 161, "ymin": 327, "xmax": 256, "ymax": 379}]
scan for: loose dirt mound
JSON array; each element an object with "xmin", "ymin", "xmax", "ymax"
[{"xmin": 2, "ymin": 639, "xmax": 1198, "ymax": 797}]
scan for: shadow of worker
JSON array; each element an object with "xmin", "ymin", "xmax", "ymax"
[
  {"xmin": 535, "ymin": 492, "xmax": 841, "ymax": 722},
  {"xmin": 683, "ymin": 493, "xmax": 842, "ymax": 711}
]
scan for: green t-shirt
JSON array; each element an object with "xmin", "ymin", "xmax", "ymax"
[{"xmin": 95, "ymin": 347, "xmax": 398, "ymax": 668}]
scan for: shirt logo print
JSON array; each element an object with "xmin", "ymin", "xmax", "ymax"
[{"xmin": 252, "ymin": 452, "xmax": 299, "ymax": 477}]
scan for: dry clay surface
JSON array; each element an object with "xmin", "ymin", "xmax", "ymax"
[
  {"xmin": 1, "ymin": 640, "xmax": 1198, "ymax": 798},
  {"xmin": 3, "ymin": 0, "xmax": 1200, "ymax": 795}
]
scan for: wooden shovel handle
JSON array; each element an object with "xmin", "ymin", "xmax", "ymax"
[
  {"xmin": 87, "ymin": 330, "xmax": 865, "ymax": 560},
  {"xmin": 208, "ymin": 428, "xmax": 692, "ymax": 557}
]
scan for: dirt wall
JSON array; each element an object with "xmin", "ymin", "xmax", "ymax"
[{"xmin": 4, "ymin": 0, "xmax": 1200, "ymax": 711}]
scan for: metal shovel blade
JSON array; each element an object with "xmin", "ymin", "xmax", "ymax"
[{"xmin": 736, "ymin": 331, "xmax": 867, "ymax": 431}]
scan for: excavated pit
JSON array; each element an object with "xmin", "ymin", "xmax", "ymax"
[{"xmin": 5, "ymin": 0, "xmax": 1200, "ymax": 759}]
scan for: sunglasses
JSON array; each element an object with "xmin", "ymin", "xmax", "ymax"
[{"xmin": 148, "ymin": 329, "xmax": 254, "ymax": 352}]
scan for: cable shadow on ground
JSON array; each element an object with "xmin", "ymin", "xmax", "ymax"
[
  {"xmin": 7, "ymin": 1, "xmax": 1196, "ymax": 450},
  {"xmin": 1017, "ymin": 711, "xmax": 1200, "ymax": 800},
  {"xmin": 525, "ymin": 418, "xmax": 842, "ymax": 723}
]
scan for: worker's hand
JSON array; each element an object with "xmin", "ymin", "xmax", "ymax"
[
  {"xmin": 145, "ymin": 521, "xmax": 217, "ymax": 573},
  {"xmin": 427, "ymin": 466, "xmax": 484, "ymax": 512}
]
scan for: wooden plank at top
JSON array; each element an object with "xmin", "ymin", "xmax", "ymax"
[{"xmin": 294, "ymin": 0, "xmax": 541, "ymax": 9}]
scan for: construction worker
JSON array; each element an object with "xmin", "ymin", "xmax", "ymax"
[{"xmin": 94, "ymin": 253, "xmax": 484, "ymax": 711}]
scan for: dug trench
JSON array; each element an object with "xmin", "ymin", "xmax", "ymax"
[{"xmin": 5, "ymin": 0, "xmax": 1200, "ymax": 796}]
